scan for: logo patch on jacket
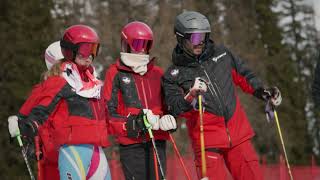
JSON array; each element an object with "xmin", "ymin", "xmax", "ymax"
[
  {"xmin": 170, "ymin": 69, "xmax": 179, "ymax": 76},
  {"xmin": 212, "ymin": 52, "xmax": 226, "ymax": 62},
  {"xmin": 122, "ymin": 76, "xmax": 131, "ymax": 84}
]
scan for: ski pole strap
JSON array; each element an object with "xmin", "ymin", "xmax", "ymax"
[
  {"xmin": 265, "ymin": 100, "xmax": 275, "ymax": 122},
  {"xmin": 143, "ymin": 115, "xmax": 154, "ymax": 139}
]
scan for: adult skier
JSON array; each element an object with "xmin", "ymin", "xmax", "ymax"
[
  {"xmin": 103, "ymin": 21, "xmax": 177, "ymax": 180},
  {"xmin": 8, "ymin": 25, "xmax": 111, "ymax": 180},
  {"xmin": 162, "ymin": 11, "xmax": 282, "ymax": 180}
]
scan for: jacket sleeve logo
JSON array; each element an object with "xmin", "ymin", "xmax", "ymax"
[
  {"xmin": 122, "ymin": 76, "xmax": 131, "ymax": 84},
  {"xmin": 212, "ymin": 52, "xmax": 227, "ymax": 62},
  {"xmin": 170, "ymin": 69, "xmax": 179, "ymax": 76}
]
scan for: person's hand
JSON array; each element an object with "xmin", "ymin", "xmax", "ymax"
[
  {"xmin": 255, "ymin": 87, "xmax": 282, "ymax": 106},
  {"xmin": 143, "ymin": 109, "xmax": 160, "ymax": 130},
  {"xmin": 18, "ymin": 119, "xmax": 38, "ymax": 142},
  {"xmin": 185, "ymin": 77, "xmax": 207, "ymax": 102},
  {"xmin": 159, "ymin": 115, "xmax": 177, "ymax": 131},
  {"xmin": 265, "ymin": 87, "xmax": 282, "ymax": 106},
  {"xmin": 8, "ymin": 115, "xmax": 20, "ymax": 138}
]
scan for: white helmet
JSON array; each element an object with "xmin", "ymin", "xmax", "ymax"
[{"xmin": 44, "ymin": 41, "xmax": 64, "ymax": 70}]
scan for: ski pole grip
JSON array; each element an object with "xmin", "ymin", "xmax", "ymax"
[
  {"xmin": 17, "ymin": 135, "xmax": 23, "ymax": 147},
  {"xmin": 143, "ymin": 115, "xmax": 154, "ymax": 139}
]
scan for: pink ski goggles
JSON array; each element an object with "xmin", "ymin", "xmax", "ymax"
[
  {"xmin": 77, "ymin": 43, "xmax": 99, "ymax": 58},
  {"xmin": 186, "ymin": 33, "xmax": 207, "ymax": 46},
  {"xmin": 131, "ymin": 39, "xmax": 152, "ymax": 53}
]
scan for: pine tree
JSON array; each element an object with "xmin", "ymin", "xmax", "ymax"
[
  {"xmin": 0, "ymin": 0, "xmax": 56, "ymax": 178},
  {"xmin": 274, "ymin": 0, "xmax": 318, "ymax": 163}
]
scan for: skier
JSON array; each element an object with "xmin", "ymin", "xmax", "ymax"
[
  {"xmin": 162, "ymin": 11, "xmax": 282, "ymax": 180},
  {"xmin": 103, "ymin": 21, "xmax": 177, "ymax": 180},
  {"xmin": 8, "ymin": 41, "xmax": 63, "ymax": 179},
  {"xmin": 8, "ymin": 25, "xmax": 111, "ymax": 180}
]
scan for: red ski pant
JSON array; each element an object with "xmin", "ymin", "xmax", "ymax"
[{"xmin": 195, "ymin": 140, "xmax": 263, "ymax": 180}]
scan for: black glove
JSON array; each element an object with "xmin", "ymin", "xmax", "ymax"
[
  {"xmin": 18, "ymin": 119, "xmax": 38, "ymax": 143},
  {"xmin": 254, "ymin": 87, "xmax": 282, "ymax": 106},
  {"xmin": 126, "ymin": 111, "xmax": 147, "ymax": 138}
]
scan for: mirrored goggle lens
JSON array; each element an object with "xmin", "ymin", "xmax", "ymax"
[
  {"xmin": 78, "ymin": 43, "xmax": 99, "ymax": 58},
  {"xmin": 131, "ymin": 39, "xmax": 152, "ymax": 53},
  {"xmin": 187, "ymin": 33, "xmax": 206, "ymax": 45}
]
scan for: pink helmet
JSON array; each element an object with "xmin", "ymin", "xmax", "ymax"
[
  {"xmin": 60, "ymin": 25, "xmax": 100, "ymax": 61},
  {"xmin": 121, "ymin": 21, "xmax": 153, "ymax": 54}
]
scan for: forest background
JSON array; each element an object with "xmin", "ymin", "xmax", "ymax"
[{"xmin": 1, "ymin": 0, "xmax": 319, "ymax": 179}]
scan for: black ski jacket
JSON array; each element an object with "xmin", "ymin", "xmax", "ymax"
[{"xmin": 162, "ymin": 41, "xmax": 264, "ymax": 149}]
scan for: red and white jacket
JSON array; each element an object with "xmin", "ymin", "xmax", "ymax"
[
  {"xmin": 103, "ymin": 58, "xmax": 169, "ymax": 145},
  {"xmin": 19, "ymin": 62, "xmax": 110, "ymax": 153}
]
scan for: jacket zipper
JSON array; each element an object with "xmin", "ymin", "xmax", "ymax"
[
  {"xmin": 200, "ymin": 64, "xmax": 233, "ymax": 147},
  {"xmin": 91, "ymin": 99, "xmax": 99, "ymax": 120},
  {"xmin": 226, "ymin": 128, "xmax": 232, "ymax": 147},
  {"xmin": 146, "ymin": 79, "xmax": 153, "ymax": 100},
  {"xmin": 140, "ymin": 77, "xmax": 149, "ymax": 109},
  {"xmin": 200, "ymin": 65, "xmax": 224, "ymax": 114}
]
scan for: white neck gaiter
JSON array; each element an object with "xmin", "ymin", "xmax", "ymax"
[
  {"xmin": 61, "ymin": 62, "xmax": 102, "ymax": 99},
  {"xmin": 120, "ymin": 52, "xmax": 150, "ymax": 75}
]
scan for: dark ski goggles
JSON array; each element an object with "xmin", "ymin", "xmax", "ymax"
[{"xmin": 131, "ymin": 39, "xmax": 152, "ymax": 53}]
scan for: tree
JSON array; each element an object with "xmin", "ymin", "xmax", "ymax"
[
  {"xmin": 0, "ymin": 0, "xmax": 56, "ymax": 178},
  {"xmin": 274, "ymin": 0, "xmax": 319, "ymax": 163}
]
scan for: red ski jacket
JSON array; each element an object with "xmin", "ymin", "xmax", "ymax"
[
  {"xmin": 18, "ymin": 83, "xmax": 59, "ymax": 163},
  {"xmin": 162, "ymin": 42, "xmax": 263, "ymax": 152},
  {"xmin": 20, "ymin": 75, "xmax": 110, "ymax": 151},
  {"xmin": 103, "ymin": 58, "xmax": 169, "ymax": 145}
]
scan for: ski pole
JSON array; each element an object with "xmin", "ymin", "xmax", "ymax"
[
  {"xmin": 153, "ymin": 149, "xmax": 159, "ymax": 180},
  {"xmin": 143, "ymin": 115, "xmax": 166, "ymax": 180},
  {"xmin": 35, "ymin": 136, "xmax": 43, "ymax": 180},
  {"xmin": 273, "ymin": 109, "xmax": 294, "ymax": 180},
  {"xmin": 17, "ymin": 135, "xmax": 35, "ymax": 180},
  {"xmin": 198, "ymin": 95, "xmax": 207, "ymax": 178},
  {"xmin": 169, "ymin": 134, "xmax": 192, "ymax": 180}
]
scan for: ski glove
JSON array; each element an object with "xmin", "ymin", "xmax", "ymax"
[
  {"xmin": 18, "ymin": 118, "xmax": 39, "ymax": 142},
  {"xmin": 126, "ymin": 112, "xmax": 146, "ymax": 138},
  {"xmin": 8, "ymin": 115, "xmax": 20, "ymax": 138},
  {"xmin": 143, "ymin": 109, "xmax": 160, "ymax": 130},
  {"xmin": 159, "ymin": 115, "xmax": 177, "ymax": 131},
  {"xmin": 254, "ymin": 87, "xmax": 282, "ymax": 106},
  {"xmin": 184, "ymin": 77, "xmax": 207, "ymax": 102}
]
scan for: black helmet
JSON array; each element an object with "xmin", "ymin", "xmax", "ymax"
[
  {"xmin": 174, "ymin": 11, "xmax": 211, "ymax": 36},
  {"xmin": 174, "ymin": 11, "xmax": 211, "ymax": 55}
]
